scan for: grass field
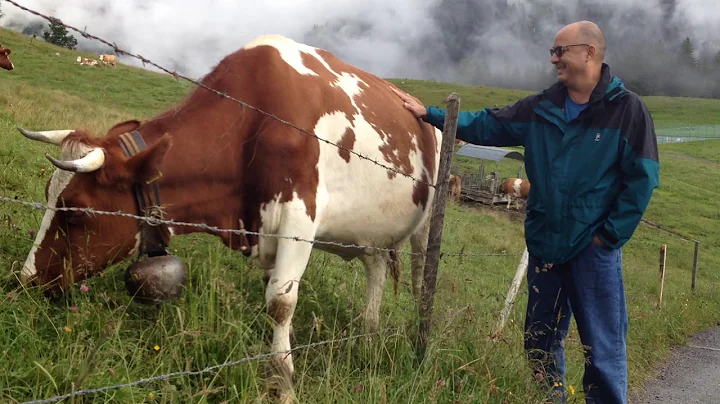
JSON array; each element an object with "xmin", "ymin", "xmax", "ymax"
[{"xmin": 1, "ymin": 27, "xmax": 720, "ymax": 403}]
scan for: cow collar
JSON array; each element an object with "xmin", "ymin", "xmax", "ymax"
[{"xmin": 118, "ymin": 130, "xmax": 172, "ymax": 258}]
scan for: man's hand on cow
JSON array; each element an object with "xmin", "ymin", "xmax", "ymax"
[{"xmin": 390, "ymin": 87, "xmax": 427, "ymax": 119}]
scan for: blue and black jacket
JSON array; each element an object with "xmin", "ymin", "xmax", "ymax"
[{"xmin": 424, "ymin": 63, "xmax": 660, "ymax": 264}]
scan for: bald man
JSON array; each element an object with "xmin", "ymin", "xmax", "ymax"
[{"xmin": 393, "ymin": 21, "xmax": 659, "ymax": 404}]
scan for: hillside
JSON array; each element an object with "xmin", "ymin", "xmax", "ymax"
[{"xmin": 1, "ymin": 27, "xmax": 720, "ymax": 403}]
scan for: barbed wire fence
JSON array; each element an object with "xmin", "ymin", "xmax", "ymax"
[
  {"xmin": 0, "ymin": 2, "xmax": 535, "ymax": 403},
  {"xmin": 18, "ymin": 327, "xmax": 397, "ymax": 404},
  {"xmin": 0, "ymin": 195, "xmax": 523, "ymax": 259}
]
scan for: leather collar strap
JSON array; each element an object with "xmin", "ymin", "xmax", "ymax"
[{"xmin": 118, "ymin": 130, "xmax": 171, "ymax": 257}]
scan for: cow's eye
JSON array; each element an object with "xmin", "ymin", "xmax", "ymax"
[{"xmin": 65, "ymin": 210, "xmax": 85, "ymax": 225}]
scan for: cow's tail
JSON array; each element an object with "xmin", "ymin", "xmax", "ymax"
[{"xmin": 387, "ymin": 249, "xmax": 402, "ymax": 297}]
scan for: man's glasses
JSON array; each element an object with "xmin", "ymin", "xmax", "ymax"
[{"xmin": 550, "ymin": 44, "xmax": 590, "ymax": 57}]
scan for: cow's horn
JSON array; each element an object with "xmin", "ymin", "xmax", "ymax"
[
  {"xmin": 18, "ymin": 127, "xmax": 74, "ymax": 145},
  {"xmin": 46, "ymin": 148, "xmax": 105, "ymax": 172}
]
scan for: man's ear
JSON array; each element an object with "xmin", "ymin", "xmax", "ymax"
[
  {"xmin": 126, "ymin": 133, "xmax": 172, "ymax": 183},
  {"xmin": 587, "ymin": 44, "xmax": 597, "ymax": 60}
]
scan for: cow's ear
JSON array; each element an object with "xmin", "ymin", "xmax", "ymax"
[
  {"xmin": 125, "ymin": 133, "xmax": 172, "ymax": 183},
  {"xmin": 106, "ymin": 120, "xmax": 143, "ymax": 138}
]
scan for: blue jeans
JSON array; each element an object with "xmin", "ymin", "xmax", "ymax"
[{"xmin": 524, "ymin": 240, "xmax": 628, "ymax": 404}]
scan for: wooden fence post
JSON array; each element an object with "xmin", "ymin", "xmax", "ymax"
[
  {"xmin": 692, "ymin": 240, "xmax": 699, "ymax": 290},
  {"xmin": 490, "ymin": 247, "xmax": 529, "ymax": 341},
  {"xmin": 416, "ymin": 92, "xmax": 460, "ymax": 361},
  {"xmin": 658, "ymin": 244, "xmax": 667, "ymax": 308}
]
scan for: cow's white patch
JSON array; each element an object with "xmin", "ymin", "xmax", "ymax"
[
  {"xmin": 309, "ymin": 110, "xmax": 437, "ymax": 256},
  {"xmin": 21, "ymin": 170, "xmax": 74, "ymax": 283},
  {"xmin": 20, "ymin": 141, "xmax": 94, "ymax": 283},
  {"xmin": 243, "ymin": 35, "xmax": 322, "ymax": 77},
  {"xmin": 513, "ymin": 178, "xmax": 522, "ymax": 197},
  {"xmin": 127, "ymin": 231, "xmax": 142, "ymax": 258}
]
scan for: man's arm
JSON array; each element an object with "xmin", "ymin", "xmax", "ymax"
[
  {"xmin": 422, "ymin": 96, "xmax": 535, "ymax": 147},
  {"xmin": 596, "ymin": 96, "xmax": 660, "ymax": 249}
]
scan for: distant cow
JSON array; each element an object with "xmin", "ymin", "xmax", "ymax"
[
  {"xmin": 76, "ymin": 56, "xmax": 99, "ymax": 66},
  {"xmin": 500, "ymin": 177, "xmax": 530, "ymax": 209},
  {"xmin": 449, "ymin": 174, "xmax": 462, "ymax": 200},
  {"xmin": 99, "ymin": 54, "xmax": 117, "ymax": 67},
  {"xmin": 0, "ymin": 44, "xmax": 14, "ymax": 71}
]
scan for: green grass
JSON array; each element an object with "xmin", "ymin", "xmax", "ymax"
[{"xmin": 1, "ymin": 27, "xmax": 720, "ymax": 403}]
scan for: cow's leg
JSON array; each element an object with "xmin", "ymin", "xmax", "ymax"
[
  {"xmin": 264, "ymin": 214, "xmax": 316, "ymax": 403},
  {"xmin": 409, "ymin": 211, "xmax": 432, "ymax": 301},
  {"xmin": 359, "ymin": 251, "xmax": 392, "ymax": 331}
]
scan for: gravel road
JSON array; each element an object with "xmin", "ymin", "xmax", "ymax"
[{"xmin": 629, "ymin": 326, "xmax": 720, "ymax": 404}]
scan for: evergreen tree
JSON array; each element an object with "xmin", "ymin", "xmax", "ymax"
[
  {"xmin": 680, "ymin": 36, "xmax": 698, "ymax": 68},
  {"xmin": 42, "ymin": 20, "xmax": 78, "ymax": 50}
]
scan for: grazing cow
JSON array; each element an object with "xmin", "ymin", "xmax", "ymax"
[
  {"xmin": 18, "ymin": 34, "xmax": 442, "ymax": 401},
  {"xmin": 449, "ymin": 174, "xmax": 462, "ymax": 200},
  {"xmin": 99, "ymin": 54, "xmax": 117, "ymax": 67},
  {"xmin": 499, "ymin": 177, "xmax": 531, "ymax": 209},
  {"xmin": 0, "ymin": 44, "xmax": 14, "ymax": 70}
]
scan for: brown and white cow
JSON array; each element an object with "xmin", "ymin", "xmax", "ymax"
[
  {"xmin": 499, "ymin": 177, "xmax": 530, "ymax": 209},
  {"xmin": 18, "ymin": 34, "xmax": 442, "ymax": 400},
  {"xmin": 99, "ymin": 54, "xmax": 116, "ymax": 67},
  {"xmin": 76, "ymin": 56, "xmax": 99, "ymax": 66},
  {"xmin": 0, "ymin": 44, "xmax": 14, "ymax": 70}
]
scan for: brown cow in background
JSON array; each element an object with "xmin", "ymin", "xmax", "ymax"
[
  {"xmin": 500, "ymin": 177, "xmax": 530, "ymax": 209},
  {"xmin": 99, "ymin": 54, "xmax": 117, "ymax": 67},
  {"xmin": 0, "ymin": 44, "xmax": 14, "ymax": 70},
  {"xmin": 449, "ymin": 174, "xmax": 462, "ymax": 201}
]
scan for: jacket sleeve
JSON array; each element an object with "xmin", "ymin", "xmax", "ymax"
[
  {"xmin": 596, "ymin": 96, "xmax": 660, "ymax": 249},
  {"xmin": 421, "ymin": 96, "xmax": 535, "ymax": 147}
]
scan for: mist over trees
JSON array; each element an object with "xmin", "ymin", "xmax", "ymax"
[
  {"xmin": 306, "ymin": 0, "xmax": 720, "ymax": 99},
  {"xmin": 3, "ymin": 0, "xmax": 718, "ymax": 99}
]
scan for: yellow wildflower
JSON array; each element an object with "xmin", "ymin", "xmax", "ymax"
[
  {"xmin": 569, "ymin": 385, "xmax": 576, "ymax": 395},
  {"xmin": 148, "ymin": 392, "xmax": 154, "ymax": 398},
  {"xmin": 154, "ymin": 345, "xmax": 160, "ymax": 351},
  {"xmin": 63, "ymin": 326, "xmax": 72, "ymax": 333}
]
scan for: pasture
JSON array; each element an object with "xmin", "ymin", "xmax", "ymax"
[{"xmin": 1, "ymin": 27, "xmax": 720, "ymax": 403}]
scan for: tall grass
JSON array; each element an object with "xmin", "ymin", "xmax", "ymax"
[{"xmin": 1, "ymin": 27, "xmax": 719, "ymax": 403}]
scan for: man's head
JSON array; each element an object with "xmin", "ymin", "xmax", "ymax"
[{"xmin": 550, "ymin": 21, "xmax": 605, "ymax": 87}]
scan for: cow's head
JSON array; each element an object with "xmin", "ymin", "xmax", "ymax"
[
  {"xmin": 0, "ymin": 45, "xmax": 14, "ymax": 71},
  {"xmin": 17, "ymin": 122, "xmax": 172, "ymax": 294}
]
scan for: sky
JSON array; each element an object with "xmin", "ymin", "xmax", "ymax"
[{"xmin": 1, "ymin": 0, "xmax": 719, "ymax": 90}]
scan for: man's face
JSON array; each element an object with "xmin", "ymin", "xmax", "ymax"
[{"xmin": 550, "ymin": 30, "xmax": 589, "ymax": 85}]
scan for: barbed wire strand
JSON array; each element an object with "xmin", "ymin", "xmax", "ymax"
[
  {"xmin": 0, "ymin": 195, "xmax": 523, "ymax": 258},
  {"xmin": 4, "ymin": 0, "xmax": 444, "ymax": 191},
  {"xmin": 19, "ymin": 327, "xmax": 396, "ymax": 404}
]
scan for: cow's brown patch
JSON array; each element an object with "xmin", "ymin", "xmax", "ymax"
[
  {"xmin": 338, "ymin": 127, "xmax": 356, "ymax": 163},
  {"xmin": 268, "ymin": 296, "xmax": 293, "ymax": 325}
]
